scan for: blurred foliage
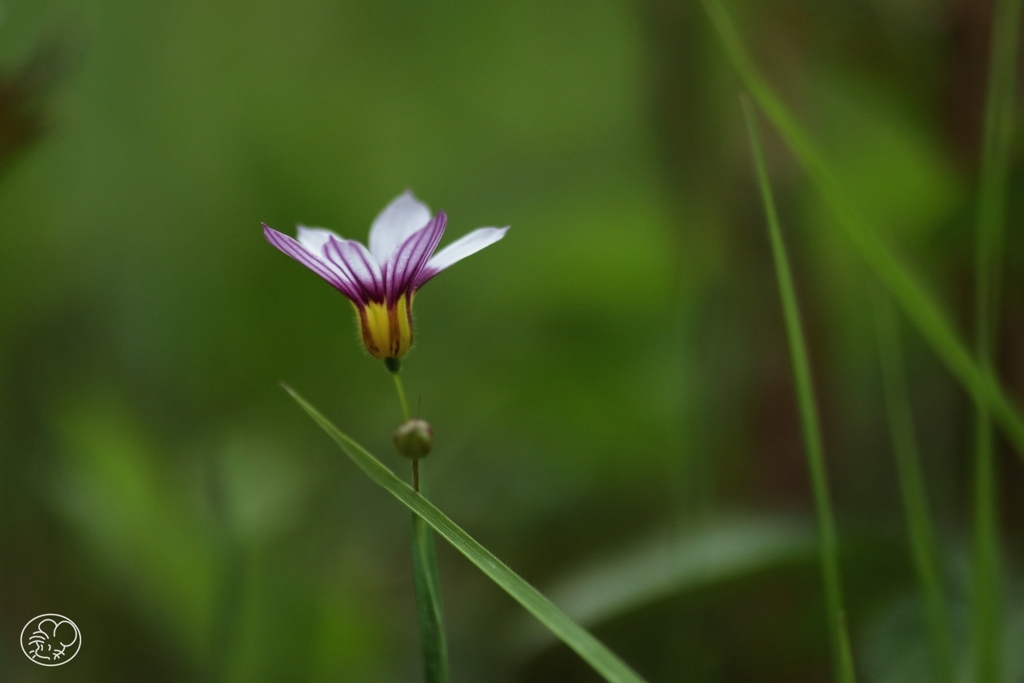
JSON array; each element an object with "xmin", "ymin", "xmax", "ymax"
[{"xmin": 0, "ymin": 0, "xmax": 1022, "ymax": 681}]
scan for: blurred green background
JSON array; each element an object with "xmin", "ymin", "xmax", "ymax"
[{"xmin": 2, "ymin": 0, "xmax": 1022, "ymax": 681}]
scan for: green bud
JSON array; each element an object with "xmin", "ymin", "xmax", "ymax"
[{"xmin": 394, "ymin": 419, "xmax": 433, "ymax": 459}]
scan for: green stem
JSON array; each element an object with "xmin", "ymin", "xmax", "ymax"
[
  {"xmin": 742, "ymin": 96, "xmax": 857, "ymax": 683},
  {"xmin": 286, "ymin": 385, "xmax": 648, "ymax": 683},
  {"xmin": 389, "ymin": 365, "xmax": 449, "ymax": 683},
  {"xmin": 699, "ymin": 0, "xmax": 1024, "ymax": 462},
  {"xmin": 392, "ymin": 370, "xmax": 411, "ymax": 422},
  {"xmin": 966, "ymin": 1, "xmax": 1015, "ymax": 683},
  {"xmin": 390, "ymin": 371, "xmax": 419, "ymax": 492},
  {"xmin": 971, "ymin": 0, "xmax": 1021, "ymax": 679},
  {"xmin": 973, "ymin": 416, "xmax": 1000, "ymax": 683},
  {"xmin": 411, "ymin": 514, "xmax": 449, "ymax": 683},
  {"xmin": 873, "ymin": 292, "xmax": 956, "ymax": 683}
]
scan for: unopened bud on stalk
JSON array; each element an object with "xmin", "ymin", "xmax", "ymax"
[{"xmin": 394, "ymin": 419, "xmax": 433, "ymax": 459}]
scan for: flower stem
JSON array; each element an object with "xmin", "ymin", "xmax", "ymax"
[
  {"xmin": 391, "ymin": 368, "xmax": 411, "ymax": 421},
  {"xmin": 387, "ymin": 365, "xmax": 449, "ymax": 683},
  {"xmin": 411, "ymin": 515, "xmax": 449, "ymax": 683},
  {"xmin": 391, "ymin": 371, "xmax": 420, "ymax": 491}
]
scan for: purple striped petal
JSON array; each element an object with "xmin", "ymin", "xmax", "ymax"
[
  {"xmin": 323, "ymin": 236, "xmax": 385, "ymax": 302},
  {"xmin": 384, "ymin": 211, "xmax": 447, "ymax": 302},
  {"xmin": 263, "ymin": 224, "xmax": 363, "ymax": 302},
  {"xmin": 413, "ymin": 226, "xmax": 509, "ymax": 289},
  {"xmin": 368, "ymin": 191, "xmax": 433, "ymax": 266}
]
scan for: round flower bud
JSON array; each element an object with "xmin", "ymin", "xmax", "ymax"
[{"xmin": 394, "ymin": 419, "xmax": 433, "ymax": 459}]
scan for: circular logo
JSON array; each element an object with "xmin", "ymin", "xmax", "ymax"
[{"xmin": 20, "ymin": 614, "xmax": 81, "ymax": 666}]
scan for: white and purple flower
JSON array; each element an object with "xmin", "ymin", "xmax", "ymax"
[{"xmin": 264, "ymin": 191, "xmax": 508, "ymax": 360}]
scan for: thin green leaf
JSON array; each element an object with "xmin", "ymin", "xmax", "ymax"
[
  {"xmin": 412, "ymin": 515, "xmax": 449, "ymax": 683},
  {"xmin": 743, "ymin": 96, "xmax": 857, "ymax": 683},
  {"xmin": 971, "ymin": 0, "xmax": 1022, "ymax": 679},
  {"xmin": 873, "ymin": 291, "xmax": 956, "ymax": 683},
  {"xmin": 282, "ymin": 385, "xmax": 650, "ymax": 683},
  {"xmin": 699, "ymin": 0, "xmax": 1024, "ymax": 461}
]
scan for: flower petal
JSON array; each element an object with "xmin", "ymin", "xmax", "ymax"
[
  {"xmin": 263, "ymin": 224, "xmax": 363, "ymax": 301},
  {"xmin": 323, "ymin": 236, "xmax": 385, "ymax": 302},
  {"xmin": 413, "ymin": 226, "xmax": 509, "ymax": 289},
  {"xmin": 296, "ymin": 226, "xmax": 343, "ymax": 256},
  {"xmin": 385, "ymin": 211, "xmax": 447, "ymax": 301},
  {"xmin": 368, "ymin": 191, "xmax": 433, "ymax": 266}
]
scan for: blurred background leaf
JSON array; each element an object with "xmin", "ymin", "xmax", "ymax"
[{"xmin": 515, "ymin": 514, "xmax": 816, "ymax": 651}]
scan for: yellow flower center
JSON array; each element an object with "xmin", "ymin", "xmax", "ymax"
[{"xmin": 355, "ymin": 294, "xmax": 413, "ymax": 359}]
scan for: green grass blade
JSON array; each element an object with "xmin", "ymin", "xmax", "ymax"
[
  {"xmin": 970, "ymin": 0, "xmax": 1021, "ymax": 680},
  {"xmin": 973, "ymin": 0, "xmax": 1021, "ymax": 358},
  {"xmin": 700, "ymin": 0, "xmax": 1024, "ymax": 461},
  {"xmin": 742, "ymin": 96, "xmax": 857, "ymax": 683},
  {"xmin": 972, "ymin": 409, "xmax": 1000, "ymax": 683},
  {"xmin": 873, "ymin": 292, "xmax": 956, "ymax": 683},
  {"xmin": 282, "ymin": 385, "xmax": 650, "ymax": 683},
  {"xmin": 412, "ymin": 514, "xmax": 450, "ymax": 683}
]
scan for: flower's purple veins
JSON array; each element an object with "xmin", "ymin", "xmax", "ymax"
[
  {"xmin": 324, "ymin": 236, "xmax": 385, "ymax": 301},
  {"xmin": 384, "ymin": 212, "xmax": 446, "ymax": 303},
  {"xmin": 263, "ymin": 191, "xmax": 508, "ymax": 360},
  {"xmin": 263, "ymin": 225, "xmax": 362, "ymax": 301}
]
